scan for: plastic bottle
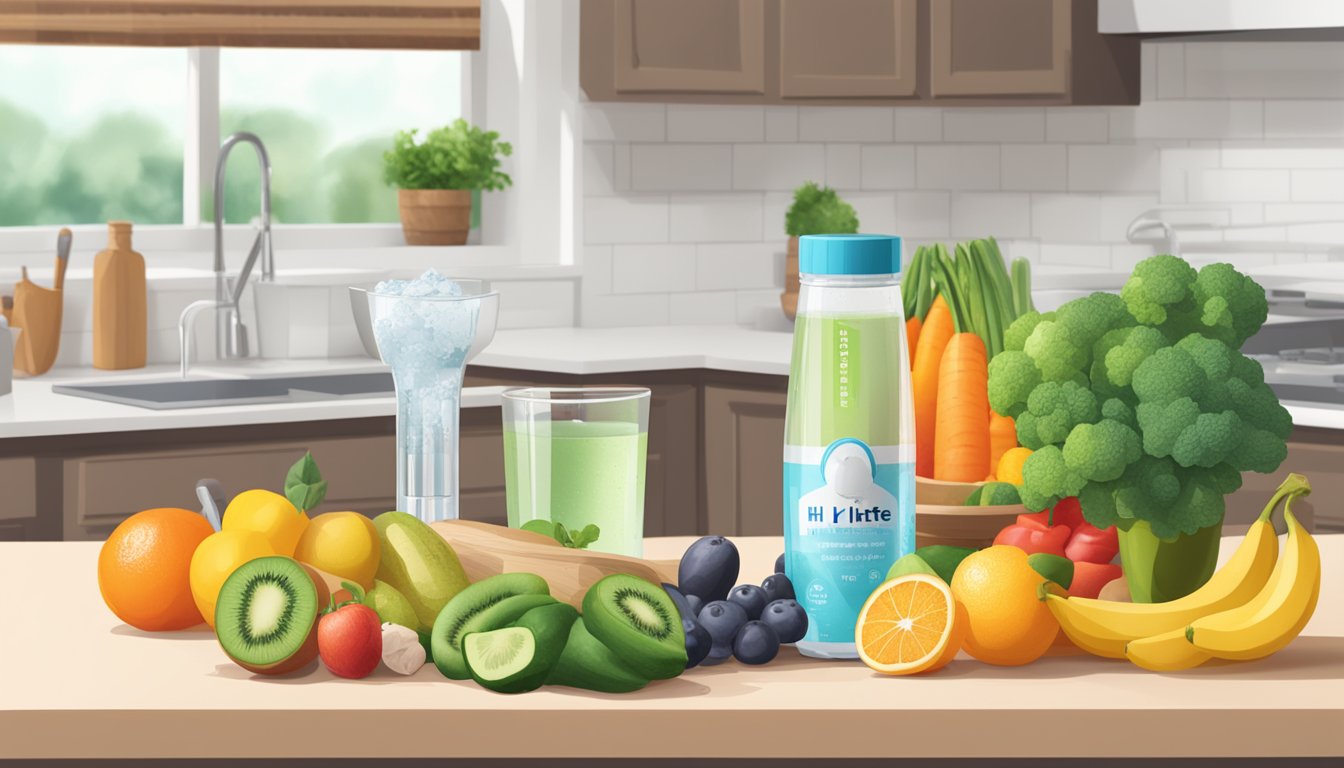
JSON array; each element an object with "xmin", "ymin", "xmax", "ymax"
[{"xmin": 782, "ymin": 234, "xmax": 915, "ymax": 660}]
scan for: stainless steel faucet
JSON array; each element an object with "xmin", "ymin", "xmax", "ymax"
[{"xmin": 179, "ymin": 131, "xmax": 274, "ymax": 378}]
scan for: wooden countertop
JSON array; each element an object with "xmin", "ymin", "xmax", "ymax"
[{"xmin": 1, "ymin": 535, "xmax": 1341, "ymax": 761}]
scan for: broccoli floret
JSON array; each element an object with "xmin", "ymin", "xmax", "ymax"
[
  {"xmin": 987, "ymin": 350, "xmax": 1040, "ymax": 419},
  {"xmin": 1131, "ymin": 346, "xmax": 1208, "ymax": 405},
  {"xmin": 1186, "ymin": 263, "xmax": 1269, "ymax": 348},
  {"xmin": 1054, "ymin": 292, "xmax": 1135, "ymax": 351},
  {"xmin": 1019, "ymin": 445, "xmax": 1086, "ymax": 512},
  {"xmin": 1004, "ymin": 310, "xmax": 1052, "ymax": 352},
  {"xmin": 1101, "ymin": 397, "xmax": 1137, "ymax": 429},
  {"xmin": 1171, "ymin": 411, "xmax": 1243, "ymax": 468},
  {"xmin": 1018, "ymin": 381, "xmax": 1099, "ymax": 449},
  {"xmin": 1023, "ymin": 319, "xmax": 1088, "ymax": 382},
  {"xmin": 1063, "ymin": 419, "xmax": 1142, "ymax": 482},
  {"xmin": 1230, "ymin": 427, "xmax": 1291, "ymax": 473},
  {"xmin": 1096, "ymin": 325, "xmax": 1169, "ymax": 390},
  {"xmin": 1136, "ymin": 397, "xmax": 1201, "ymax": 458},
  {"xmin": 1121, "ymin": 254, "xmax": 1198, "ymax": 328}
]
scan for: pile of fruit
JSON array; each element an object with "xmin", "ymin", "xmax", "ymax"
[{"xmin": 855, "ymin": 474, "xmax": 1322, "ymax": 675}]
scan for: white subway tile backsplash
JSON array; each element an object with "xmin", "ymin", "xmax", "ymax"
[
  {"xmin": 1045, "ymin": 109, "xmax": 1108, "ymax": 143},
  {"xmin": 860, "ymin": 145, "xmax": 916, "ymax": 190},
  {"xmin": 765, "ymin": 107, "xmax": 799, "ymax": 143},
  {"xmin": 950, "ymin": 193, "xmax": 1031, "ymax": 239},
  {"xmin": 840, "ymin": 191, "xmax": 899, "ymax": 235},
  {"xmin": 1265, "ymin": 101, "xmax": 1344, "ymax": 139},
  {"xmin": 632, "ymin": 144, "xmax": 733, "ymax": 191},
  {"xmin": 1031, "ymin": 195, "xmax": 1102, "ymax": 242},
  {"xmin": 581, "ymin": 245, "xmax": 613, "ymax": 297},
  {"xmin": 895, "ymin": 192, "xmax": 950, "ymax": 238},
  {"xmin": 798, "ymin": 107, "xmax": 894, "ymax": 142},
  {"xmin": 612, "ymin": 244, "xmax": 696, "ymax": 294},
  {"xmin": 584, "ymin": 143, "xmax": 616, "ymax": 197},
  {"xmin": 612, "ymin": 143, "xmax": 632, "ymax": 192},
  {"xmin": 1188, "ymin": 169, "xmax": 1291, "ymax": 203},
  {"xmin": 1040, "ymin": 243, "xmax": 1113, "ymax": 267},
  {"xmin": 916, "ymin": 145, "xmax": 999, "ymax": 190},
  {"xmin": 1110, "ymin": 100, "xmax": 1262, "ymax": 140},
  {"xmin": 581, "ymin": 292, "xmax": 670, "ymax": 328},
  {"xmin": 1111, "ymin": 244, "xmax": 1157, "ymax": 271},
  {"xmin": 733, "ymin": 144, "xmax": 826, "ymax": 191},
  {"xmin": 825, "ymin": 144, "xmax": 863, "ymax": 189},
  {"xmin": 583, "ymin": 102, "xmax": 665, "ymax": 142},
  {"xmin": 696, "ymin": 242, "xmax": 780, "ymax": 291},
  {"xmin": 1156, "ymin": 44, "xmax": 1185, "ymax": 99},
  {"xmin": 669, "ymin": 291, "xmax": 739, "ymax": 325},
  {"xmin": 893, "ymin": 109, "xmax": 943, "ymax": 142},
  {"xmin": 1291, "ymin": 170, "xmax": 1344, "ymax": 202},
  {"xmin": 1100, "ymin": 195, "xmax": 1160, "ymax": 241},
  {"xmin": 1264, "ymin": 203, "xmax": 1344, "ymax": 223},
  {"xmin": 1185, "ymin": 42, "xmax": 1344, "ymax": 99},
  {"xmin": 585, "ymin": 196, "xmax": 669, "ymax": 244},
  {"xmin": 670, "ymin": 194, "xmax": 764, "ymax": 242},
  {"xmin": 667, "ymin": 105, "xmax": 765, "ymax": 142},
  {"xmin": 763, "ymin": 192, "xmax": 793, "ymax": 241},
  {"xmin": 735, "ymin": 289, "xmax": 785, "ymax": 325},
  {"xmin": 1222, "ymin": 146, "xmax": 1344, "ymax": 169},
  {"xmin": 1001, "ymin": 144, "xmax": 1066, "ymax": 191},
  {"xmin": 1158, "ymin": 147, "xmax": 1220, "ymax": 204},
  {"xmin": 943, "ymin": 108, "xmax": 1044, "ymax": 143},
  {"xmin": 1069, "ymin": 145, "xmax": 1160, "ymax": 192}
]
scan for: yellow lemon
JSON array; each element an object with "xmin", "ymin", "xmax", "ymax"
[
  {"xmin": 221, "ymin": 489, "xmax": 309, "ymax": 556},
  {"xmin": 995, "ymin": 447, "xmax": 1034, "ymax": 487},
  {"xmin": 293, "ymin": 512, "xmax": 381, "ymax": 589},
  {"xmin": 188, "ymin": 530, "xmax": 273, "ymax": 628}
]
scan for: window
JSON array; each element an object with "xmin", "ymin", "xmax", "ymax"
[{"xmin": 0, "ymin": 45, "xmax": 465, "ymax": 228}]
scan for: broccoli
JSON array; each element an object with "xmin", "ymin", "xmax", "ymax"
[{"xmin": 988, "ymin": 254, "xmax": 1290, "ymax": 540}]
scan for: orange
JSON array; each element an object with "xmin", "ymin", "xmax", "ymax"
[
  {"xmin": 950, "ymin": 545, "xmax": 1059, "ymax": 666},
  {"xmin": 221, "ymin": 489, "xmax": 309, "ymax": 556},
  {"xmin": 98, "ymin": 508, "xmax": 215, "ymax": 631},
  {"xmin": 856, "ymin": 574, "xmax": 966, "ymax": 675},
  {"xmin": 996, "ymin": 447, "xmax": 1033, "ymax": 487}
]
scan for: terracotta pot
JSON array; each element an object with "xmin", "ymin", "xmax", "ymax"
[
  {"xmin": 397, "ymin": 189, "xmax": 471, "ymax": 245},
  {"xmin": 780, "ymin": 236, "xmax": 799, "ymax": 320}
]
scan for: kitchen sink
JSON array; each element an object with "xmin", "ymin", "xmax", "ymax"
[{"xmin": 53, "ymin": 372, "xmax": 394, "ymax": 410}]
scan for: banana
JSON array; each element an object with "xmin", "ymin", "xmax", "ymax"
[
  {"xmin": 1125, "ymin": 627, "xmax": 1211, "ymax": 672},
  {"xmin": 1187, "ymin": 498, "xmax": 1321, "ymax": 661}
]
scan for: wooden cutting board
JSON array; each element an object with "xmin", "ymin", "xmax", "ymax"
[{"xmin": 431, "ymin": 519, "xmax": 679, "ymax": 608}]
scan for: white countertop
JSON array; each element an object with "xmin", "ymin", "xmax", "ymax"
[{"xmin": 4, "ymin": 324, "xmax": 1344, "ymax": 439}]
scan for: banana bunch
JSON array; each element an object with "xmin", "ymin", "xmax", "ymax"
[{"xmin": 1040, "ymin": 474, "xmax": 1321, "ymax": 672}]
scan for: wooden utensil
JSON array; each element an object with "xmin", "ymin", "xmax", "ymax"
[
  {"xmin": 54, "ymin": 228, "xmax": 72, "ymax": 291},
  {"xmin": 431, "ymin": 519, "xmax": 679, "ymax": 609},
  {"xmin": 11, "ymin": 265, "xmax": 63, "ymax": 376}
]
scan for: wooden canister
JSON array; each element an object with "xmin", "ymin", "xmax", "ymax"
[{"xmin": 93, "ymin": 221, "xmax": 147, "ymax": 370}]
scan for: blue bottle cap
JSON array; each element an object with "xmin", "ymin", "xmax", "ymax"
[{"xmin": 799, "ymin": 234, "xmax": 902, "ymax": 276}]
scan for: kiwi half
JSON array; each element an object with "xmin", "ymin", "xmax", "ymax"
[
  {"xmin": 431, "ymin": 573, "xmax": 553, "ymax": 679},
  {"xmin": 464, "ymin": 602, "xmax": 578, "ymax": 694},
  {"xmin": 215, "ymin": 556, "xmax": 324, "ymax": 676},
  {"xmin": 546, "ymin": 617, "xmax": 650, "ymax": 693},
  {"xmin": 582, "ymin": 573, "xmax": 687, "ymax": 680}
]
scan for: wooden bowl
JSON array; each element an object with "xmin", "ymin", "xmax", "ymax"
[
  {"xmin": 915, "ymin": 502, "xmax": 1025, "ymax": 550},
  {"xmin": 916, "ymin": 476, "xmax": 985, "ymax": 506}
]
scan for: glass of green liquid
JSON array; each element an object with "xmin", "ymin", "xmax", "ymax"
[{"xmin": 502, "ymin": 387, "xmax": 650, "ymax": 557}]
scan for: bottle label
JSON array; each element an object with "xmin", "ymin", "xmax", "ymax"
[{"xmin": 783, "ymin": 439, "xmax": 915, "ymax": 646}]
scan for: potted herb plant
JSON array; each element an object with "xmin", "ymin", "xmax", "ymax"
[
  {"xmin": 383, "ymin": 119, "xmax": 512, "ymax": 245},
  {"xmin": 782, "ymin": 181, "xmax": 859, "ymax": 319}
]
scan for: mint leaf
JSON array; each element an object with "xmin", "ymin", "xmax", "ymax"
[
  {"xmin": 520, "ymin": 519, "xmax": 557, "ymax": 539},
  {"xmin": 572, "ymin": 524, "xmax": 601, "ymax": 550},
  {"xmin": 284, "ymin": 452, "xmax": 327, "ymax": 512},
  {"xmin": 553, "ymin": 522, "xmax": 573, "ymax": 548}
]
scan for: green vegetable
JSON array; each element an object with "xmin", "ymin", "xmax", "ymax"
[
  {"xmin": 965, "ymin": 481, "xmax": 1021, "ymax": 507},
  {"xmin": 904, "ymin": 245, "xmax": 938, "ymax": 321},
  {"xmin": 784, "ymin": 181, "xmax": 859, "ymax": 237},
  {"xmin": 923, "ymin": 237, "xmax": 1026, "ymax": 359},
  {"xmin": 886, "ymin": 553, "xmax": 938, "ymax": 581},
  {"xmin": 519, "ymin": 519, "xmax": 601, "ymax": 550},
  {"xmin": 1026, "ymin": 553, "xmax": 1074, "ymax": 589},
  {"xmin": 915, "ymin": 545, "xmax": 978, "ymax": 584},
  {"xmin": 283, "ymin": 452, "xmax": 327, "ymax": 513},
  {"xmin": 383, "ymin": 119, "xmax": 513, "ymax": 191},
  {"xmin": 986, "ymin": 254, "xmax": 1290, "ymax": 540},
  {"xmin": 1011, "ymin": 258, "xmax": 1035, "ymax": 316}
]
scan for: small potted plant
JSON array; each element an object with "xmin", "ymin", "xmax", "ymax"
[
  {"xmin": 782, "ymin": 181, "xmax": 859, "ymax": 319},
  {"xmin": 383, "ymin": 119, "xmax": 513, "ymax": 245}
]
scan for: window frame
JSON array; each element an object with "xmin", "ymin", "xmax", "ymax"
[{"xmin": 0, "ymin": 0, "xmax": 581, "ymax": 275}]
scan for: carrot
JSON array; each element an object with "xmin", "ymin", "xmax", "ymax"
[
  {"xmin": 905, "ymin": 316, "xmax": 922, "ymax": 366},
  {"xmin": 988, "ymin": 412, "xmax": 1017, "ymax": 477},
  {"xmin": 933, "ymin": 332, "xmax": 990, "ymax": 482},
  {"xmin": 912, "ymin": 295, "xmax": 954, "ymax": 478}
]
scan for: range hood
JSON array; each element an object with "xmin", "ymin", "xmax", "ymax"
[{"xmin": 1100, "ymin": 0, "xmax": 1344, "ymax": 35}]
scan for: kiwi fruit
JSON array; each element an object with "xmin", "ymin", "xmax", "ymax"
[
  {"xmin": 546, "ymin": 617, "xmax": 650, "ymax": 693},
  {"xmin": 463, "ymin": 602, "xmax": 578, "ymax": 694},
  {"xmin": 215, "ymin": 556, "xmax": 325, "ymax": 676},
  {"xmin": 431, "ymin": 573, "xmax": 553, "ymax": 679},
  {"xmin": 582, "ymin": 573, "xmax": 687, "ymax": 680}
]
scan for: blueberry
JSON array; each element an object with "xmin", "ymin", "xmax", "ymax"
[
  {"xmin": 761, "ymin": 599, "xmax": 808, "ymax": 644},
  {"xmin": 683, "ymin": 618, "xmax": 712, "ymax": 669},
  {"xmin": 678, "ymin": 536, "xmax": 740, "ymax": 603},
  {"xmin": 698, "ymin": 600, "xmax": 748, "ymax": 663},
  {"xmin": 727, "ymin": 584, "xmax": 769, "ymax": 620},
  {"xmin": 686, "ymin": 594, "xmax": 704, "ymax": 617},
  {"xmin": 733, "ymin": 621, "xmax": 781, "ymax": 665},
  {"xmin": 662, "ymin": 583, "xmax": 696, "ymax": 621},
  {"xmin": 761, "ymin": 573, "xmax": 795, "ymax": 603},
  {"xmin": 775, "ymin": 553, "xmax": 785, "ymax": 574}
]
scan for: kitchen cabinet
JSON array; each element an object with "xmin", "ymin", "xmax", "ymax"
[
  {"xmin": 0, "ymin": 457, "xmax": 38, "ymax": 540},
  {"xmin": 581, "ymin": 0, "xmax": 1140, "ymax": 105},
  {"xmin": 1227, "ymin": 427, "xmax": 1344, "ymax": 535},
  {"xmin": 702, "ymin": 382, "xmax": 788, "ymax": 536}
]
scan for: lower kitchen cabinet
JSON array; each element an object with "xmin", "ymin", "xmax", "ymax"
[
  {"xmin": 1226, "ymin": 427, "xmax": 1344, "ymax": 535},
  {"xmin": 0, "ymin": 457, "xmax": 39, "ymax": 540},
  {"xmin": 702, "ymin": 382, "xmax": 788, "ymax": 537}
]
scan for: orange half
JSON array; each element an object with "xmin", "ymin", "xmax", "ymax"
[{"xmin": 856, "ymin": 573, "xmax": 965, "ymax": 675}]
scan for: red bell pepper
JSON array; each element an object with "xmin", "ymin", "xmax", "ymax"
[
  {"xmin": 1069, "ymin": 561, "xmax": 1123, "ymax": 600},
  {"xmin": 1049, "ymin": 496, "xmax": 1085, "ymax": 531},
  {"xmin": 994, "ymin": 516, "xmax": 1070, "ymax": 557},
  {"xmin": 1065, "ymin": 521, "xmax": 1120, "ymax": 565}
]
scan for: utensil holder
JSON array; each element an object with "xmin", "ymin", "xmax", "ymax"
[{"xmin": 11, "ymin": 274, "xmax": 63, "ymax": 376}]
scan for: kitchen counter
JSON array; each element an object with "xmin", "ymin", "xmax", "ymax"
[
  {"xmin": 1, "ymin": 534, "xmax": 1340, "ymax": 763},
  {"xmin": 4, "ymin": 324, "xmax": 1344, "ymax": 439}
]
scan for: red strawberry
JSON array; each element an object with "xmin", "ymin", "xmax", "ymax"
[{"xmin": 318, "ymin": 583, "xmax": 383, "ymax": 679}]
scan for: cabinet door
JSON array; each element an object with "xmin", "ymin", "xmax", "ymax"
[
  {"xmin": 703, "ymin": 385, "xmax": 787, "ymax": 536},
  {"xmin": 779, "ymin": 0, "xmax": 918, "ymax": 98},
  {"xmin": 613, "ymin": 0, "xmax": 766, "ymax": 94},
  {"xmin": 929, "ymin": 0, "xmax": 1070, "ymax": 97},
  {"xmin": 643, "ymin": 383, "xmax": 700, "ymax": 536},
  {"xmin": 0, "ymin": 457, "xmax": 38, "ymax": 540},
  {"xmin": 1226, "ymin": 432, "xmax": 1344, "ymax": 535},
  {"xmin": 460, "ymin": 409, "xmax": 507, "ymax": 527}
]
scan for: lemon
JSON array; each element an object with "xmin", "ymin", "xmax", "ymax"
[
  {"xmin": 995, "ymin": 447, "xmax": 1033, "ymax": 487},
  {"xmin": 188, "ymin": 530, "xmax": 273, "ymax": 628},
  {"xmin": 293, "ymin": 511, "xmax": 381, "ymax": 589},
  {"xmin": 221, "ymin": 489, "xmax": 309, "ymax": 556}
]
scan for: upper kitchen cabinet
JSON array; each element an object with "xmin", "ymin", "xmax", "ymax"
[{"xmin": 581, "ymin": 0, "xmax": 1140, "ymax": 106}]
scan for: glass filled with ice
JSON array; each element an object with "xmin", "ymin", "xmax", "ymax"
[{"xmin": 362, "ymin": 270, "xmax": 498, "ymax": 523}]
